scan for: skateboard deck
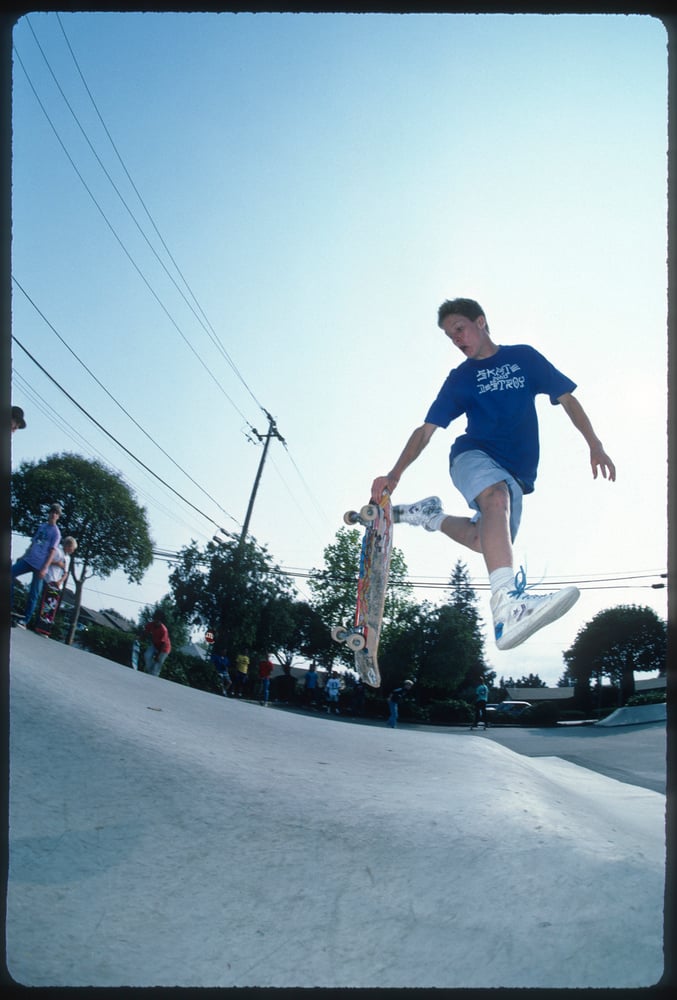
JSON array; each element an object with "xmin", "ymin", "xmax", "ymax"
[
  {"xmin": 331, "ymin": 493, "xmax": 393, "ymax": 687},
  {"xmin": 34, "ymin": 581, "xmax": 63, "ymax": 637}
]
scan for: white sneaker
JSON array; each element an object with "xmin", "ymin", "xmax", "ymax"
[
  {"xmin": 392, "ymin": 496, "xmax": 444, "ymax": 532},
  {"xmin": 16, "ymin": 621, "xmax": 27, "ymax": 630},
  {"xmin": 492, "ymin": 568, "xmax": 580, "ymax": 650}
]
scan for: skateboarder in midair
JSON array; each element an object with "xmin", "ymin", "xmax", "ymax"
[{"xmin": 371, "ymin": 297, "xmax": 616, "ymax": 652}]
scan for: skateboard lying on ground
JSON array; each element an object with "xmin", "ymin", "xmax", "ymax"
[{"xmin": 331, "ymin": 492, "xmax": 393, "ymax": 688}]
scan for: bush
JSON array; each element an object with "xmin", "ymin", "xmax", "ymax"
[
  {"xmin": 626, "ymin": 690, "xmax": 666, "ymax": 706},
  {"xmin": 559, "ymin": 709, "xmax": 591, "ymax": 723},
  {"xmin": 396, "ymin": 700, "xmax": 429, "ymax": 724},
  {"xmin": 428, "ymin": 699, "xmax": 474, "ymax": 725},
  {"xmin": 75, "ymin": 623, "xmax": 137, "ymax": 667},
  {"xmin": 525, "ymin": 701, "xmax": 560, "ymax": 726},
  {"xmin": 161, "ymin": 649, "xmax": 221, "ymax": 693}
]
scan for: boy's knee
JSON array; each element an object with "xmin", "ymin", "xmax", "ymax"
[{"xmin": 476, "ymin": 480, "xmax": 510, "ymax": 513}]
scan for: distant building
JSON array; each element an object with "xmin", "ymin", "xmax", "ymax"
[
  {"xmin": 505, "ymin": 675, "xmax": 665, "ymax": 704},
  {"xmin": 505, "ymin": 686, "xmax": 575, "ymax": 705},
  {"xmin": 57, "ymin": 589, "xmax": 136, "ymax": 633},
  {"xmin": 635, "ymin": 675, "xmax": 666, "ymax": 694}
]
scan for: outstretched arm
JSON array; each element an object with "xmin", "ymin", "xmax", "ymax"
[
  {"xmin": 371, "ymin": 422, "xmax": 439, "ymax": 501},
  {"xmin": 558, "ymin": 392, "xmax": 616, "ymax": 481},
  {"xmin": 38, "ymin": 546, "xmax": 59, "ymax": 579}
]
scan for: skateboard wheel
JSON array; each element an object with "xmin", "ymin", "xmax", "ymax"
[
  {"xmin": 347, "ymin": 633, "xmax": 366, "ymax": 651},
  {"xmin": 331, "ymin": 626, "xmax": 349, "ymax": 643},
  {"xmin": 360, "ymin": 504, "xmax": 377, "ymax": 522},
  {"xmin": 343, "ymin": 510, "xmax": 359, "ymax": 526}
]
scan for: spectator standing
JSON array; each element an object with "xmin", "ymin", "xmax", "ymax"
[
  {"xmin": 387, "ymin": 679, "xmax": 414, "ymax": 728},
  {"xmin": 211, "ymin": 648, "xmax": 232, "ymax": 696},
  {"xmin": 258, "ymin": 654, "xmax": 274, "ymax": 705},
  {"xmin": 144, "ymin": 616, "xmax": 171, "ymax": 676},
  {"xmin": 275, "ymin": 664, "xmax": 296, "ymax": 704},
  {"xmin": 351, "ymin": 677, "xmax": 366, "ymax": 717},
  {"xmin": 324, "ymin": 672, "xmax": 341, "ymax": 715},
  {"xmin": 471, "ymin": 678, "xmax": 490, "ymax": 730},
  {"xmin": 304, "ymin": 661, "xmax": 319, "ymax": 707},
  {"xmin": 234, "ymin": 651, "xmax": 250, "ymax": 697},
  {"xmin": 11, "ymin": 503, "xmax": 62, "ymax": 628}
]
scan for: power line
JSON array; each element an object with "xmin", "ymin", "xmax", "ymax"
[
  {"xmin": 13, "ymin": 368, "xmax": 218, "ymax": 547},
  {"xmin": 15, "ymin": 19, "xmax": 333, "ymax": 540},
  {"xmin": 134, "ymin": 549, "xmax": 668, "ymax": 593},
  {"xmin": 13, "ymin": 275, "xmax": 236, "ymax": 524},
  {"xmin": 12, "ymin": 334, "xmax": 241, "ymax": 534},
  {"xmin": 50, "ymin": 11, "xmax": 265, "ymax": 416},
  {"xmin": 13, "ymin": 42, "xmax": 253, "ymax": 424}
]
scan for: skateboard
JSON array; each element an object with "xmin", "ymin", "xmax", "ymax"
[
  {"xmin": 331, "ymin": 493, "xmax": 393, "ymax": 688},
  {"xmin": 34, "ymin": 581, "xmax": 63, "ymax": 637}
]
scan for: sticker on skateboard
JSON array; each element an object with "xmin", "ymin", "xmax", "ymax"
[
  {"xmin": 331, "ymin": 493, "xmax": 393, "ymax": 687},
  {"xmin": 34, "ymin": 581, "xmax": 64, "ymax": 637}
]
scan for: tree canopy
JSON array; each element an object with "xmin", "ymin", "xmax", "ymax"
[
  {"xmin": 563, "ymin": 604, "xmax": 667, "ymax": 692},
  {"xmin": 381, "ymin": 560, "xmax": 489, "ymax": 699},
  {"xmin": 168, "ymin": 535, "xmax": 296, "ymax": 659},
  {"xmin": 307, "ymin": 526, "xmax": 415, "ymax": 671}
]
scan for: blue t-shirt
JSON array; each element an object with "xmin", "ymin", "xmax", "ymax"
[
  {"xmin": 424, "ymin": 344, "xmax": 576, "ymax": 493},
  {"xmin": 25, "ymin": 521, "xmax": 61, "ymax": 570}
]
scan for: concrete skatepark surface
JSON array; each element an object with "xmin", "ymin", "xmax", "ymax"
[{"xmin": 5, "ymin": 629, "xmax": 667, "ymax": 989}]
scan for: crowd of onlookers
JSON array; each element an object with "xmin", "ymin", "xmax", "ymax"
[{"xmin": 207, "ymin": 650, "xmax": 371, "ymax": 716}]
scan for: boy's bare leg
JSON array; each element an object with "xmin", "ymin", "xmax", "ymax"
[
  {"xmin": 438, "ymin": 514, "xmax": 482, "ymax": 553},
  {"xmin": 476, "ymin": 482, "xmax": 513, "ymax": 574},
  {"xmin": 438, "ymin": 481, "xmax": 513, "ymax": 574}
]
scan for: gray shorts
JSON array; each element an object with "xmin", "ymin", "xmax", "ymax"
[{"xmin": 450, "ymin": 449, "xmax": 524, "ymax": 542}]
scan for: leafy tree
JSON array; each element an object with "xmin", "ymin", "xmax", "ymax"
[
  {"xmin": 563, "ymin": 604, "xmax": 667, "ymax": 705},
  {"xmin": 501, "ymin": 673, "xmax": 547, "ymax": 688},
  {"xmin": 381, "ymin": 561, "xmax": 490, "ymax": 702},
  {"xmin": 308, "ymin": 526, "xmax": 415, "ymax": 670},
  {"xmin": 447, "ymin": 559, "xmax": 479, "ymax": 615},
  {"xmin": 307, "ymin": 527, "xmax": 361, "ymax": 653},
  {"xmin": 168, "ymin": 535, "xmax": 295, "ymax": 660},
  {"xmin": 256, "ymin": 597, "xmax": 330, "ymax": 669},
  {"xmin": 11, "ymin": 452, "xmax": 153, "ymax": 644},
  {"xmin": 379, "ymin": 600, "xmax": 433, "ymax": 692},
  {"xmin": 422, "ymin": 560, "xmax": 489, "ymax": 698}
]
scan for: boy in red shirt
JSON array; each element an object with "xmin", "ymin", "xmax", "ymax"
[{"xmin": 144, "ymin": 616, "xmax": 171, "ymax": 676}]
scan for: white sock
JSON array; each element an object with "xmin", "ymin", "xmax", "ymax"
[{"xmin": 490, "ymin": 567, "xmax": 514, "ymax": 595}]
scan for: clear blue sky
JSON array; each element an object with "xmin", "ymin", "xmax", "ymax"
[{"xmin": 10, "ymin": 11, "xmax": 668, "ymax": 684}]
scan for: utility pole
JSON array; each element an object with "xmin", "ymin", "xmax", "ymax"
[{"xmin": 239, "ymin": 410, "xmax": 285, "ymax": 549}]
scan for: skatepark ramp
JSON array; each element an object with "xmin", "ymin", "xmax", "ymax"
[{"xmin": 596, "ymin": 702, "xmax": 666, "ymax": 727}]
